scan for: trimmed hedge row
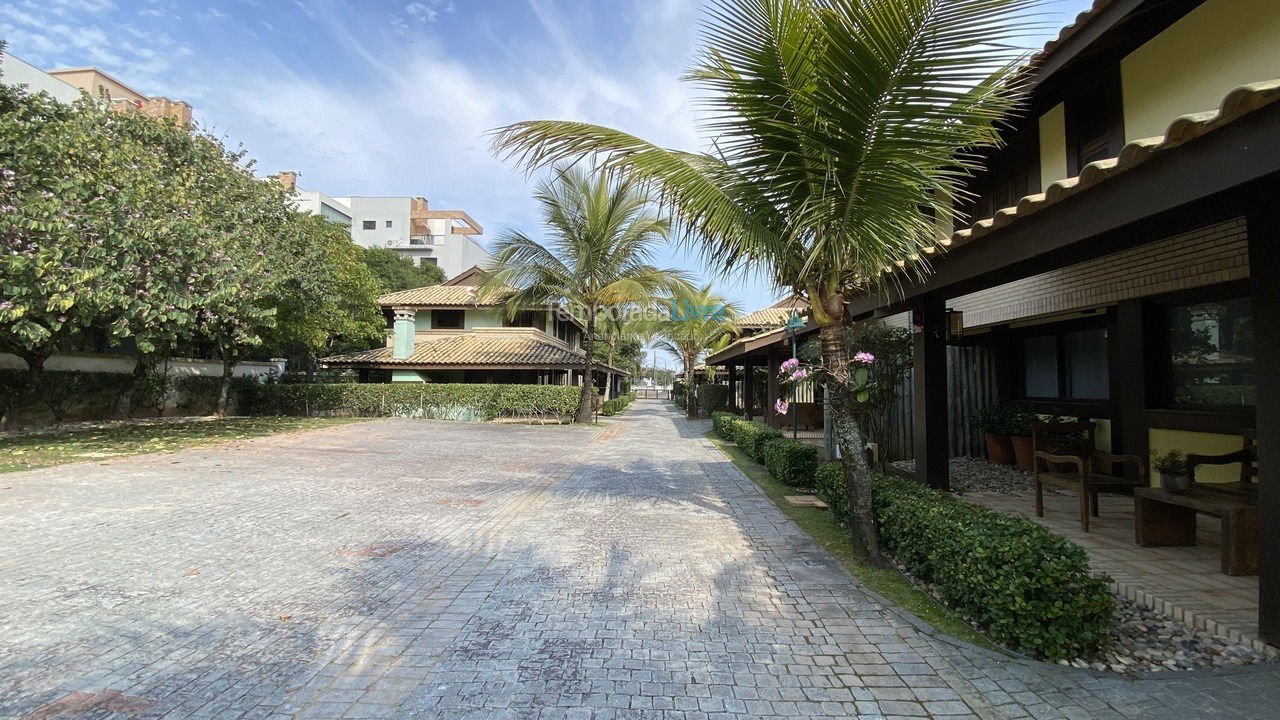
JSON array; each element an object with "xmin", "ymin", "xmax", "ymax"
[
  {"xmin": 762, "ymin": 437, "xmax": 820, "ymax": 487},
  {"xmin": 0, "ymin": 369, "xmax": 249, "ymax": 423},
  {"xmin": 246, "ymin": 382, "xmax": 582, "ymax": 420},
  {"xmin": 601, "ymin": 392, "xmax": 636, "ymax": 416},
  {"xmin": 714, "ymin": 413, "xmax": 820, "ymax": 487},
  {"xmin": 695, "ymin": 384, "xmax": 729, "ymax": 414},
  {"xmin": 814, "ymin": 465, "xmax": 1113, "ymax": 660}
]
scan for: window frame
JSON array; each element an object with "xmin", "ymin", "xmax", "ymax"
[
  {"xmin": 1147, "ymin": 280, "xmax": 1255, "ymax": 411},
  {"xmin": 431, "ymin": 309, "xmax": 464, "ymax": 329},
  {"xmin": 1014, "ymin": 314, "xmax": 1113, "ymax": 403}
]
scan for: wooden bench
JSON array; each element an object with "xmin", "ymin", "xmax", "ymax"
[
  {"xmin": 1134, "ymin": 485, "xmax": 1259, "ymax": 575},
  {"xmin": 1033, "ymin": 422, "xmax": 1146, "ymax": 532}
]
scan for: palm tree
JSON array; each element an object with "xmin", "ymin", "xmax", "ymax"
[
  {"xmin": 490, "ymin": 0, "xmax": 1039, "ymax": 564},
  {"xmin": 654, "ymin": 284, "xmax": 740, "ymax": 418},
  {"xmin": 485, "ymin": 167, "xmax": 691, "ymax": 423}
]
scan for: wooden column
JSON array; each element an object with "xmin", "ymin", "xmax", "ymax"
[
  {"xmin": 742, "ymin": 360, "xmax": 755, "ymax": 420},
  {"xmin": 766, "ymin": 347, "xmax": 781, "ymax": 428},
  {"xmin": 1248, "ymin": 185, "xmax": 1280, "ymax": 646},
  {"xmin": 913, "ymin": 298, "xmax": 949, "ymax": 490},
  {"xmin": 727, "ymin": 364, "xmax": 738, "ymax": 412},
  {"xmin": 1114, "ymin": 299, "xmax": 1149, "ymax": 477}
]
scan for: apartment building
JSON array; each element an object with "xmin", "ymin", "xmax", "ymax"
[
  {"xmin": 277, "ymin": 173, "xmax": 489, "ymax": 280},
  {"xmin": 0, "ymin": 51, "xmax": 193, "ymax": 124}
]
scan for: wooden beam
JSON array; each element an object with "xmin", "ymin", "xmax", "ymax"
[
  {"xmin": 766, "ymin": 348, "xmax": 781, "ymax": 428},
  {"xmin": 1248, "ymin": 185, "xmax": 1280, "ymax": 645},
  {"xmin": 1114, "ymin": 300, "xmax": 1149, "ymax": 479},
  {"xmin": 913, "ymin": 299, "xmax": 949, "ymax": 490},
  {"xmin": 848, "ymin": 105, "xmax": 1280, "ymax": 319},
  {"xmin": 742, "ymin": 361, "xmax": 755, "ymax": 420}
]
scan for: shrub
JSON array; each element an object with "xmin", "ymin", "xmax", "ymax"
[
  {"xmin": 711, "ymin": 411, "xmax": 739, "ymax": 440},
  {"xmin": 601, "ymin": 392, "xmax": 636, "ymax": 416},
  {"xmin": 872, "ymin": 475, "xmax": 1114, "ymax": 660},
  {"xmin": 696, "ymin": 384, "xmax": 730, "ymax": 414},
  {"xmin": 175, "ymin": 375, "xmax": 223, "ymax": 415},
  {"xmin": 814, "ymin": 462, "xmax": 848, "ymax": 522},
  {"xmin": 247, "ymin": 382, "xmax": 582, "ymax": 421},
  {"xmin": 761, "ymin": 437, "xmax": 820, "ymax": 486},
  {"xmin": 732, "ymin": 420, "xmax": 783, "ymax": 463},
  {"xmin": 0, "ymin": 369, "xmax": 131, "ymax": 423}
]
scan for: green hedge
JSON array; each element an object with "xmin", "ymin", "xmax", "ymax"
[
  {"xmin": 695, "ymin": 384, "xmax": 730, "ymax": 414},
  {"xmin": 871, "ymin": 475, "xmax": 1113, "ymax": 660},
  {"xmin": 601, "ymin": 392, "xmax": 636, "ymax": 416},
  {"xmin": 730, "ymin": 420, "xmax": 784, "ymax": 463},
  {"xmin": 711, "ymin": 410, "xmax": 738, "ymax": 440},
  {"xmin": 814, "ymin": 462, "xmax": 848, "ymax": 522},
  {"xmin": 248, "ymin": 382, "xmax": 582, "ymax": 421},
  {"xmin": 761, "ymin": 437, "xmax": 820, "ymax": 486}
]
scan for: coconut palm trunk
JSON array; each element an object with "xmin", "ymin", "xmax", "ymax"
[
  {"xmin": 578, "ymin": 311, "xmax": 598, "ymax": 423},
  {"xmin": 490, "ymin": 0, "xmax": 1039, "ymax": 561},
  {"xmin": 819, "ymin": 319, "xmax": 885, "ymax": 566}
]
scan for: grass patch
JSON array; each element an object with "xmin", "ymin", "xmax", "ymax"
[
  {"xmin": 704, "ymin": 430, "xmax": 993, "ymax": 649},
  {"xmin": 0, "ymin": 417, "xmax": 367, "ymax": 473}
]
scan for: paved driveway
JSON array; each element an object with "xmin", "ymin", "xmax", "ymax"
[{"xmin": 1, "ymin": 400, "xmax": 1277, "ymax": 719}]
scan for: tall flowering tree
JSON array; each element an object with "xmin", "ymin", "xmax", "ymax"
[
  {"xmin": 0, "ymin": 84, "xmax": 121, "ymax": 390},
  {"xmin": 491, "ymin": 0, "xmax": 1039, "ymax": 564}
]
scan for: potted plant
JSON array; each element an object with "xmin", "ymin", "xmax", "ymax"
[
  {"xmin": 973, "ymin": 405, "xmax": 1014, "ymax": 465},
  {"xmin": 1006, "ymin": 407, "xmax": 1040, "ymax": 472},
  {"xmin": 1153, "ymin": 450, "xmax": 1191, "ymax": 492}
]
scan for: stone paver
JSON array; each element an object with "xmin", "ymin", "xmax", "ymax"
[{"xmin": 1, "ymin": 400, "xmax": 1277, "ymax": 719}]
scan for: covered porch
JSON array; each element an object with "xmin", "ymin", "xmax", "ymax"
[
  {"xmin": 963, "ymin": 488, "xmax": 1268, "ymax": 653},
  {"xmin": 850, "ymin": 86, "xmax": 1280, "ymax": 645},
  {"xmin": 705, "ymin": 323, "xmax": 827, "ymax": 437}
]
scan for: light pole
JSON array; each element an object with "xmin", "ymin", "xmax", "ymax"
[{"xmin": 784, "ymin": 312, "xmax": 806, "ymax": 441}]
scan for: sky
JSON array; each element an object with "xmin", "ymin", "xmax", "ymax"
[{"xmin": 1, "ymin": 0, "xmax": 1095, "ymax": 367}]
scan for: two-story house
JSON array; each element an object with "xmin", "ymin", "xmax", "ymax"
[
  {"xmin": 320, "ymin": 267, "xmax": 627, "ymax": 397},
  {"xmin": 839, "ymin": 0, "xmax": 1280, "ymax": 644}
]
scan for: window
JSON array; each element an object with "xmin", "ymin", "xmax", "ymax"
[
  {"xmin": 1066, "ymin": 69, "xmax": 1124, "ymax": 175},
  {"xmin": 362, "ymin": 220, "xmax": 376, "ymax": 230},
  {"xmin": 431, "ymin": 309, "xmax": 463, "ymax": 329},
  {"xmin": 1023, "ymin": 335, "xmax": 1059, "ymax": 398},
  {"xmin": 385, "ymin": 220, "xmax": 393, "ymax": 228},
  {"xmin": 1021, "ymin": 326, "xmax": 1110, "ymax": 400},
  {"xmin": 505, "ymin": 311, "xmax": 543, "ymax": 329},
  {"xmin": 1158, "ymin": 296, "xmax": 1254, "ymax": 407},
  {"xmin": 409, "ymin": 236, "xmax": 427, "ymax": 245},
  {"xmin": 419, "ymin": 257, "xmax": 437, "ymax": 267}
]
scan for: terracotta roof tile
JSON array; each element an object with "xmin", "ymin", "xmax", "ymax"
[
  {"xmin": 376, "ymin": 285, "xmax": 509, "ymax": 307},
  {"xmin": 886, "ymin": 78, "xmax": 1280, "ymax": 277},
  {"xmin": 322, "ymin": 328, "xmax": 626, "ymax": 374}
]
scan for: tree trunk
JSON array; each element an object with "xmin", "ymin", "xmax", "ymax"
[
  {"xmin": 216, "ymin": 339, "xmax": 237, "ymax": 418},
  {"xmin": 685, "ymin": 352, "xmax": 697, "ymax": 419},
  {"xmin": 819, "ymin": 321, "xmax": 887, "ymax": 568},
  {"xmin": 5, "ymin": 349, "xmax": 50, "ymax": 430},
  {"xmin": 576, "ymin": 312, "xmax": 597, "ymax": 423},
  {"xmin": 114, "ymin": 354, "xmax": 154, "ymax": 420}
]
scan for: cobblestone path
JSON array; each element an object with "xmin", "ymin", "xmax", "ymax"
[{"xmin": 1, "ymin": 400, "xmax": 1277, "ymax": 719}]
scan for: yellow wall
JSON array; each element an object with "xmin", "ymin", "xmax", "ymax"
[
  {"xmin": 1148, "ymin": 429, "xmax": 1248, "ymax": 485},
  {"xmin": 1120, "ymin": 0, "xmax": 1280, "ymax": 141},
  {"xmin": 1037, "ymin": 103, "xmax": 1068, "ymax": 188}
]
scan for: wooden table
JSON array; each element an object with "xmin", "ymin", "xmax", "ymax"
[{"xmin": 1134, "ymin": 485, "xmax": 1259, "ymax": 575}]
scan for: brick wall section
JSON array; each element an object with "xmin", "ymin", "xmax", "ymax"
[{"xmin": 949, "ymin": 218, "xmax": 1248, "ymax": 328}]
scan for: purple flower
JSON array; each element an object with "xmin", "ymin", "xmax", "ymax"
[
  {"xmin": 780, "ymin": 357, "xmax": 800, "ymax": 372},
  {"xmin": 56, "ymin": 315, "xmax": 66, "ymax": 323},
  {"xmin": 775, "ymin": 398, "xmax": 789, "ymax": 415},
  {"xmin": 790, "ymin": 368, "xmax": 808, "ymax": 381},
  {"xmin": 853, "ymin": 351, "xmax": 876, "ymax": 364}
]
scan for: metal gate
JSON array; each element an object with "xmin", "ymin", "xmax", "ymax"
[{"xmin": 633, "ymin": 387, "xmax": 671, "ymax": 400}]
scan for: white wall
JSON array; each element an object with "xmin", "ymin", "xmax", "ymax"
[
  {"xmin": 0, "ymin": 352, "xmax": 284, "ymax": 378},
  {"xmin": 291, "ymin": 190, "xmax": 352, "ymax": 225},
  {"xmin": 345, "ymin": 196, "xmax": 411, "ymax": 249},
  {"xmin": 0, "ymin": 52, "xmax": 82, "ymax": 104}
]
